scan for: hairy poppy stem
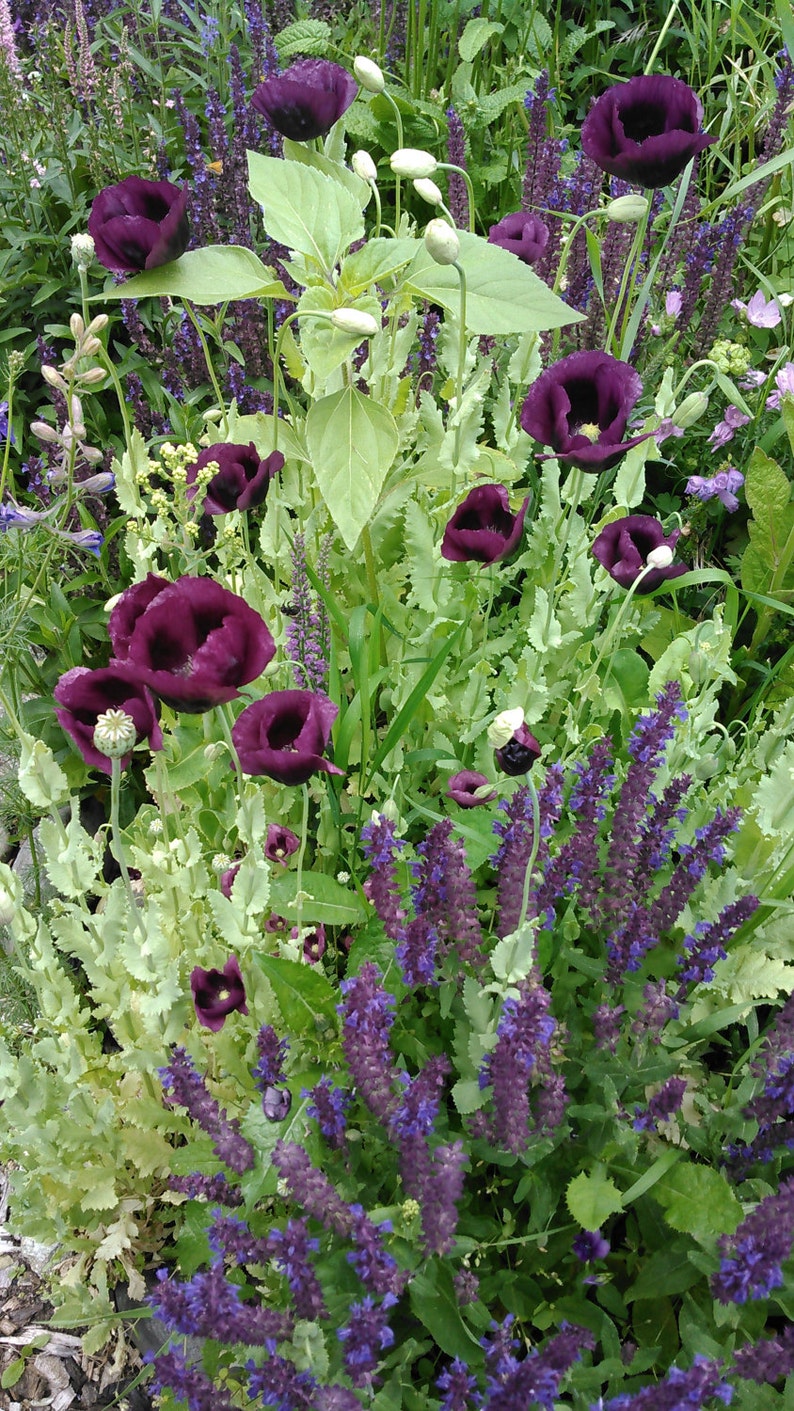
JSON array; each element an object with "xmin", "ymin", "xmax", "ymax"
[{"xmin": 109, "ymin": 756, "xmax": 146, "ymax": 941}]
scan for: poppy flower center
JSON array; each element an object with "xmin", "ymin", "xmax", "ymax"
[
  {"xmin": 578, "ymin": 422, "xmax": 602, "ymax": 443},
  {"xmin": 217, "ymin": 987, "xmax": 230, "ymax": 1001},
  {"xmin": 620, "ymin": 100, "xmax": 668, "ymax": 142}
]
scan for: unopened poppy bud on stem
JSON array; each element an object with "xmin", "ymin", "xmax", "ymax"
[
  {"xmin": 414, "ymin": 177, "xmax": 444, "ymax": 206},
  {"xmin": 390, "ymin": 147, "xmax": 438, "ymax": 179},
  {"xmin": 672, "ymin": 391, "xmax": 709, "ymax": 427},
  {"xmin": 424, "ymin": 218, "xmax": 460, "ymax": 265},
  {"xmin": 93, "ymin": 708, "xmax": 138, "ymax": 760},
  {"xmin": 351, "ymin": 150, "xmax": 378, "ymax": 183},
  {"xmin": 330, "ymin": 308, "xmax": 380, "ymax": 338},
  {"xmin": 605, "ymin": 194, "xmax": 650, "ymax": 223},
  {"xmin": 353, "ymin": 55, "xmax": 385, "ymax": 93}
]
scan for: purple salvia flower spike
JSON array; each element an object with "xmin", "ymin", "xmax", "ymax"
[
  {"xmin": 339, "ymin": 962, "xmax": 400, "ymax": 1123},
  {"xmin": 446, "ymin": 106, "xmax": 470, "ymax": 228},
  {"xmin": 712, "ymin": 1176, "xmax": 794, "ymax": 1304},
  {"xmin": 159, "ymin": 1047, "xmax": 254, "ymax": 1174},
  {"xmin": 284, "ymin": 531, "xmax": 331, "ymax": 693},
  {"xmin": 361, "ymin": 814, "xmax": 407, "ymax": 939}
]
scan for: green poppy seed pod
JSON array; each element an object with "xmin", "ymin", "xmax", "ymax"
[
  {"xmin": 694, "ymin": 753, "xmax": 721, "ymax": 780},
  {"xmin": 390, "ymin": 147, "xmax": 438, "ymax": 179},
  {"xmin": 487, "ymin": 706, "xmax": 525, "ymax": 749},
  {"xmin": 70, "ymin": 232, "xmax": 95, "ymax": 269},
  {"xmin": 605, "ymin": 194, "xmax": 650, "ymax": 223},
  {"xmin": 330, "ymin": 308, "xmax": 380, "ymax": 337},
  {"xmin": 353, "ymin": 55, "xmax": 385, "ymax": 93},
  {"xmin": 424, "ymin": 217, "xmax": 460, "ymax": 265},
  {"xmin": 93, "ymin": 708, "xmax": 138, "ymax": 760},
  {"xmin": 687, "ymin": 649, "xmax": 707, "ymax": 683},
  {"xmin": 351, "ymin": 149, "xmax": 378, "ymax": 183},
  {"xmin": 673, "ymin": 391, "xmax": 709, "ymax": 428},
  {"xmin": 413, "ymin": 176, "xmax": 444, "ymax": 206}
]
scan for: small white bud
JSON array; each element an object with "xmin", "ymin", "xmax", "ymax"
[
  {"xmin": 70, "ymin": 232, "xmax": 95, "ymax": 269},
  {"xmin": 605, "ymin": 194, "xmax": 650, "ymax": 223},
  {"xmin": 351, "ymin": 149, "xmax": 378, "ymax": 183},
  {"xmin": 413, "ymin": 177, "xmax": 444, "ymax": 206},
  {"xmin": 41, "ymin": 365, "xmax": 67, "ymax": 391},
  {"xmin": 79, "ymin": 366, "xmax": 107, "ymax": 385},
  {"xmin": 30, "ymin": 420, "xmax": 61, "ymax": 444},
  {"xmin": 86, "ymin": 313, "xmax": 109, "ymax": 335},
  {"xmin": 672, "ymin": 391, "xmax": 709, "ymax": 428},
  {"xmin": 93, "ymin": 708, "xmax": 137, "ymax": 759},
  {"xmin": 353, "ymin": 55, "xmax": 385, "ymax": 93},
  {"xmin": 390, "ymin": 147, "xmax": 438, "ymax": 179},
  {"xmin": 646, "ymin": 545, "xmax": 675, "ymax": 569},
  {"xmin": 330, "ymin": 308, "xmax": 380, "ymax": 338},
  {"xmin": 70, "ymin": 312, "xmax": 85, "ymax": 340},
  {"xmin": 80, "ymin": 336, "xmax": 103, "ymax": 357},
  {"xmin": 424, "ymin": 217, "xmax": 460, "ymax": 266},
  {"xmin": 488, "ymin": 707, "xmax": 525, "ymax": 749},
  {"xmin": 0, "ymin": 873, "xmax": 18, "ymax": 928},
  {"xmin": 81, "ymin": 445, "xmax": 104, "ymax": 464}
]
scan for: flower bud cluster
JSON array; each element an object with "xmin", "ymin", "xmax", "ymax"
[{"xmin": 31, "ymin": 314, "xmax": 111, "ymax": 474}]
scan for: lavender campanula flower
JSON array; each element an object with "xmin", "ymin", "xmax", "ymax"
[
  {"xmin": 686, "ymin": 468, "xmax": 745, "ymax": 511},
  {"xmin": 88, "ymin": 176, "xmax": 190, "ymax": 274},
  {"xmin": 159, "ymin": 1048, "xmax": 254, "ymax": 1174},
  {"xmin": 633, "ymin": 1076, "xmax": 687, "ymax": 1131},
  {"xmin": 712, "ymin": 1176, "xmax": 794, "ymax": 1303},
  {"xmin": 337, "ymin": 1294, "xmax": 397, "ymax": 1387},
  {"xmin": 520, "ymin": 351, "xmax": 648, "ymax": 473},
  {"xmin": 581, "ymin": 75, "xmax": 716, "ymax": 188},
  {"xmin": 446, "ymin": 106, "xmax": 470, "ymax": 228},
  {"xmin": 441, "ymin": 485, "xmax": 530, "ymax": 565},
  {"xmin": 284, "ymin": 531, "xmax": 331, "ymax": 693},
  {"xmin": 251, "ymin": 59, "xmax": 357, "ymax": 141},
  {"xmin": 339, "ymin": 962, "xmax": 400, "ymax": 1122},
  {"xmin": 766, "ymin": 361, "xmax": 794, "ymax": 408},
  {"xmin": 190, "ymin": 956, "xmax": 248, "ymax": 1031},
  {"xmin": 708, "ymin": 404, "xmax": 750, "ymax": 448},
  {"xmin": 732, "ymin": 290, "xmax": 782, "ymax": 327},
  {"xmin": 360, "ymin": 815, "xmax": 407, "ymax": 940},
  {"xmin": 305, "ymin": 1076, "xmax": 351, "ymax": 1148},
  {"xmin": 594, "ymin": 1354, "xmax": 731, "ymax": 1409}
]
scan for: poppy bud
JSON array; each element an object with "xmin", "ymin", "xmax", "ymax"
[
  {"xmin": 414, "ymin": 177, "xmax": 444, "ymax": 206},
  {"xmin": 645, "ymin": 544, "xmax": 675, "ymax": 569},
  {"xmin": 353, "ymin": 55, "xmax": 385, "ymax": 93},
  {"xmin": 390, "ymin": 147, "xmax": 438, "ymax": 179},
  {"xmin": 605, "ymin": 194, "xmax": 650, "ymax": 223},
  {"xmin": 351, "ymin": 149, "xmax": 378, "ymax": 183},
  {"xmin": 672, "ymin": 391, "xmax": 709, "ymax": 427},
  {"xmin": 424, "ymin": 217, "xmax": 460, "ymax": 265},
  {"xmin": 330, "ymin": 308, "xmax": 380, "ymax": 337}
]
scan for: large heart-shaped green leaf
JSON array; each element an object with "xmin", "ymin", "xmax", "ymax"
[{"xmin": 306, "ymin": 385, "xmax": 399, "ymax": 549}]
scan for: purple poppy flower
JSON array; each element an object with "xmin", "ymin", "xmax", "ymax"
[
  {"xmin": 220, "ymin": 863, "xmax": 240, "ymax": 898},
  {"xmin": 251, "ymin": 59, "xmax": 358, "ymax": 142},
  {"xmin": 108, "ymin": 573, "xmax": 275, "ymax": 713},
  {"xmin": 495, "ymin": 725, "xmax": 541, "ymax": 777},
  {"xmin": 686, "ymin": 468, "xmax": 744, "ymax": 512},
  {"xmin": 488, "ymin": 211, "xmax": 550, "ymax": 265},
  {"xmin": 186, "ymin": 442, "xmax": 284, "ymax": 516},
  {"xmin": 591, "ymin": 514, "xmax": 687, "ymax": 593},
  {"xmin": 265, "ymin": 825, "xmax": 300, "ymax": 865},
  {"xmin": 190, "ymin": 955, "xmax": 248, "ymax": 1031},
  {"xmin": 262, "ymin": 1086, "xmax": 293, "ymax": 1121},
  {"xmin": 297, "ymin": 924, "xmax": 326, "ymax": 964},
  {"xmin": 581, "ymin": 74, "xmax": 716, "ymax": 189},
  {"xmin": 441, "ymin": 485, "xmax": 530, "ymax": 564},
  {"xmin": 87, "ymin": 176, "xmax": 190, "ymax": 274},
  {"xmin": 54, "ymin": 664, "xmax": 163, "ymax": 774},
  {"xmin": 231, "ymin": 690, "xmax": 344, "ymax": 785},
  {"xmin": 520, "ymin": 351, "xmax": 647, "ymax": 472},
  {"xmin": 446, "ymin": 770, "xmax": 497, "ymax": 807}
]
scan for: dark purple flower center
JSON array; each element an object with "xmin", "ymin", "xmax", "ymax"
[{"xmin": 620, "ymin": 99, "xmax": 670, "ymax": 141}]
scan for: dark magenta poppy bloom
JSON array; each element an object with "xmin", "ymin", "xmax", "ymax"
[
  {"xmin": 592, "ymin": 515, "xmax": 688, "ymax": 593},
  {"xmin": 251, "ymin": 59, "xmax": 357, "ymax": 142},
  {"xmin": 262, "ymin": 1086, "xmax": 293, "ymax": 1121},
  {"xmin": 446, "ymin": 770, "xmax": 497, "ymax": 807},
  {"xmin": 265, "ymin": 825, "xmax": 300, "ymax": 865},
  {"xmin": 441, "ymin": 485, "xmax": 530, "ymax": 564},
  {"xmin": 298, "ymin": 924, "xmax": 326, "ymax": 964},
  {"xmin": 186, "ymin": 442, "xmax": 284, "ymax": 516},
  {"xmin": 54, "ymin": 664, "xmax": 163, "ymax": 774},
  {"xmin": 220, "ymin": 863, "xmax": 240, "ymax": 899},
  {"xmin": 520, "ymin": 351, "xmax": 647, "ymax": 473},
  {"xmin": 108, "ymin": 573, "xmax": 275, "ymax": 713},
  {"xmin": 581, "ymin": 75, "xmax": 716, "ymax": 189},
  {"xmin": 232, "ymin": 690, "xmax": 344, "ymax": 785},
  {"xmin": 488, "ymin": 211, "xmax": 549, "ymax": 266},
  {"xmin": 495, "ymin": 725, "xmax": 541, "ymax": 777},
  {"xmin": 88, "ymin": 176, "xmax": 190, "ymax": 274},
  {"xmin": 190, "ymin": 955, "xmax": 248, "ymax": 1031}
]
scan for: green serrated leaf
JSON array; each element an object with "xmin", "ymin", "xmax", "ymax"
[
  {"xmin": 402, "ymin": 231, "xmax": 584, "ymax": 335},
  {"xmin": 268, "ymin": 870, "xmax": 366, "ymax": 927},
  {"xmin": 652, "ymin": 1163, "xmax": 742, "ymax": 1241},
  {"xmin": 452, "ymin": 1078, "xmax": 487, "ymax": 1114},
  {"xmin": 458, "ymin": 16, "xmax": 503, "ymax": 60},
  {"xmin": 340, "ymin": 237, "xmax": 420, "ymax": 296},
  {"xmin": 248, "ymin": 151, "xmax": 364, "ymax": 272},
  {"xmin": 255, "ymin": 952, "xmax": 338, "ymax": 1037},
  {"xmin": 18, "ymin": 732, "xmax": 69, "ymax": 810},
  {"xmin": 566, "ymin": 1169, "xmax": 624, "ymax": 1230},
  {"xmin": 274, "ymin": 17, "xmax": 332, "ymax": 58},
  {"xmin": 282, "ymin": 138, "xmax": 370, "ymax": 205},
  {"xmin": 103, "ymin": 246, "xmax": 291, "ymax": 304},
  {"xmin": 305, "ymin": 385, "xmax": 399, "ymax": 550}
]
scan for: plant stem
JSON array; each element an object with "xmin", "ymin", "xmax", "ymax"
[{"xmin": 110, "ymin": 756, "xmax": 146, "ymax": 940}]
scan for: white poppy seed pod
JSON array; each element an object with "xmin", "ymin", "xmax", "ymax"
[
  {"xmin": 330, "ymin": 308, "xmax": 380, "ymax": 338},
  {"xmin": 353, "ymin": 55, "xmax": 385, "ymax": 93},
  {"xmin": 646, "ymin": 544, "xmax": 675, "ymax": 569},
  {"xmin": 70, "ymin": 232, "xmax": 95, "ymax": 269},
  {"xmin": 424, "ymin": 217, "xmax": 460, "ymax": 265},
  {"xmin": 390, "ymin": 147, "xmax": 438, "ymax": 179},
  {"xmin": 672, "ymin": 391, "xmax": 709, "ymax": 428},
  {"xmin": 605, "ymin": 194, "xmax": 650, "ymax": 223},
  {"xmin": 488, "ymin": 706, "xmax": 525, "ymax": 750},
  {"xmin": 93, "ymin": 708, "xmax": 137, "ymax": 760},
  {"xmin": 351, "ymin": 149, "xmax": 378, "ymax": 183},
  {"xmin": 413, "ymin": 176, "xmax": 444, "ymax": 206}
]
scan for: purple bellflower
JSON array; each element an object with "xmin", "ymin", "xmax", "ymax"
[
  {"xmin": 251, "ymin": 59, "xmax": 357, "ymax": 141},
  {"xmin": 708, "ymin": 404, "xmax": 750, "ymax": 448},
  {"xmin": 88, "ymin": 176, "xmax": 190, "ymax": 274},
  {"xmin": 520, "ymin": 351, "xmax": 647, "ymax": 473},
  {"xmin": 731, "ymin": 290, "xmax": 782, "ymax": 327},
  {"xmin": 686, "ymin": 468, "xmax": 744, "ymax": 511},
  {"xmin": 581, "ymin": 75, "xmax": 716, "ymax": 188}
]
